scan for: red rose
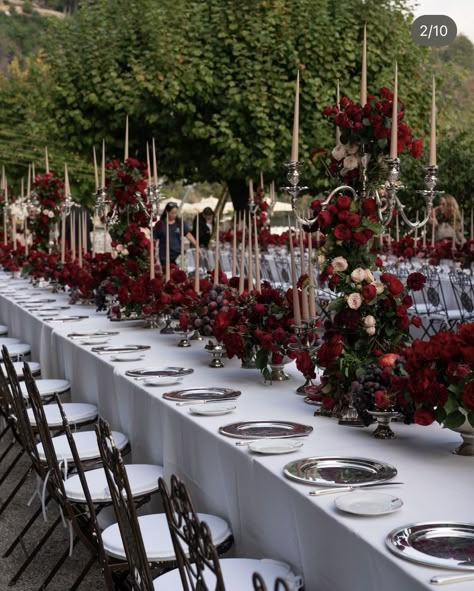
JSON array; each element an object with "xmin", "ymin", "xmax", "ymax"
[
  {"xmin": 414, "ymin": 408, "xmax": 435, "ymax": 426},
  {"xmin": 462, "ymin": 381, "xmax": 474, "ymax": 410},
  {"xmin": 406, "ymin": 272, "xmax": 426, "ymax": 291},
  {"xmin": 336, "ymin": 195, "xmax": 352, "ymax": 210},
  {"xmin": 317, "ymin": 210, "xmax": 332, "ymax": 228},
  {"xmin": 410, "ymin": 138, "xmax": 423, "ymax": 159},
  {"xmin": 333, "ymin": 224, "xmax": 351, "ymax": 241},
  {"xmin": 362, "ymin": 198, "xmax": 377, "ymax": 215},
  {"xmin": 361, "ymin": 284, "xmax": 377, "ymax": 302},
  {"xmin": 381, "ymin": 273, "xmax": 404, "ymax": 296}
]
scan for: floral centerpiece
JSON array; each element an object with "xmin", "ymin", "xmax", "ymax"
[
  {"xmin": 29, "ymin": 172, "xmax": 65, "ymax": 251},
  {"xmin": 390, "ymin": 324, "xmax": 474, "ymax": 454}
]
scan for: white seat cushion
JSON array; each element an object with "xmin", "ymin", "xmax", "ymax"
[
  {"xmin": 1, "ymin": 361, "xmax": 41, "ymax": 379},
  {"xmin": 0, "ymin": 337, "xmax": 20, "ymax": 346},
  {"xmin": 4, "ymin": 343, "xmax": 31, "ymax": 359},
  {"xmin": 0, "ymin": 324, "xmax": 8, "ymax": 335},
  {"xmin": 102, "ymin": 512, "xmax": 232, "ymax": 562},
  {"xmin": 65, "ymin": 464, "xmax": 164, "ymax": 503},
  {"xmin": 21, "ymin": 379, "xmax": 71, "ymax": 398},
  {"xmin": 153, "ymin": 558, "xmax": 302, "ymax": 590},
  {"xmin": 37, "ymin": 430, "xmax": 129, "ymax": 463},
  {"xmin": 27, "ymin": 403, "xmax": 97, "ymax": 428}
]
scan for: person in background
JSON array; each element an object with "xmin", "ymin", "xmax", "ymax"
[
  {"xmin": 192, "ymin": 206, "xmax": 214, "ymax": 248},
  {"xmin": 153, "ymin": 202, "xmax": 199, "ymax": 266},
  {"xmin": 429, "ymin": 195, "xmax": 464, "ymax": 243}
]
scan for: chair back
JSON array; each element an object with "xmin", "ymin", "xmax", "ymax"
[
  {"xmin": 252, "ymin": 573, "xmax": 291, "ymax": 591},
  {"xmin": 449, "ymin": 271, "xmax": 474, "ymax": 323},
  {"xmin": 158, "ymin": 475, "xmax": 225, "ymax": 591},
  {"xmin": 95, "ymin": 417, "xmax": 154, "ymax": 591}
]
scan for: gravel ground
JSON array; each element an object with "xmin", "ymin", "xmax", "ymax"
[{"xmin": 0, "ymin": 433, "xmax": 107, "ymax": 591}]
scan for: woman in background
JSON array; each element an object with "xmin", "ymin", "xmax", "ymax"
[
  {"xmin": 153, "ymin": 202, "xmax": 198, "ymax": 267},
  {"xmin": 430, "ymin": 195, "xmax": 464, "ymax": 243},
  {"xmin": 192, "ymin": 206, "xmax": 214, "ymax": 248}
]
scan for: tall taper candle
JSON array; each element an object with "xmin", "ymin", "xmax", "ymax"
[
  {"xmin": 194, "ymin": 220, "xmax": 200, "ymax": 293},
  {"xmin": 288, "ymin": 223, "xmax": 302, "ymax": 325},
  {"xmin": 307, "ymin": 235, "xmax": 316, "ymax": 318},
  {"xmin": 213, "ymin": 213, "xmax": 220, "ymax": 286},
  {"xmin": 291, "ymin": 70, "xmax": 300, "ymax": 162},
  {"xmin": 64, "ymin": 162, "xmax": 70, "ymax": 195},
  {"xmin": 395, "ymin": 213, "xmax": 400, "ymax": 243},
  {"xmin": 93, "ymin": 146, "xmax": 99, "ymax": 190},
  {"xmin": 146, "ymin": 142, "xmax": 152, "ymax": 188},
  {"xmin": 124, "ymin": 115, "xmax": 129, "ymax": 161},
  {"xmin": 247, "ymin": 211, "xmax": 253, "ymax": 290},
  {"xmin": 253, "ymin": 214, "xmax": 261, "ymax": 291},
  {"xmin": 27, "ymin": 164, "xmax": 31, "ymax": 196},
  {"xmin": 336, "ymin": 79, "xmax": 341, "ymax": 145},
  {"xmin": 232, "ymin": 215, "xmax": 237, "ymax": 277},
  {"xmin": 45, "ymin": 146, "xmax": 49, "ymax": 174},
  {"xmin": 165, "ymin": 212, "xmax": 170, "ymax": 282},
  {"xmin": 101, "ymin": 141, "xmax": 105, "ymax": 188},
  {"xmin": 32, "ymin": 162, "xmax": 35, "ymax": 181},
  {"xmin": 431, "ymin": 214, "xmax": 435, "ymax": 247},
  {"xmin": 461, "ymin": 209, "xmax": 465, "ymax": 242},
  {"xmin": 180, "ymin": 216, "xmax": 185, "ymax": 271},
  {"xmin": 152, "ymin": 138, "xmax": 158, "ymax": 186},
  {"xmin": 71, "ymin": 210, "xmax": 76, "ymax": 262},
  {"xmin": 360, "ymin": 24, "xmax": 367, "ymax": 106},
  {"xmin": 150, "ymin": 218, "xmax": 155, "ymax": 279},
  {"xmin": 78, "ymin": 215, "xmax": 83, "ymax": 268},
  {"xmin": 239, "ymin": 217, "xmax": 246, "ymax": 294},
  {"xmin": 390, "ymin": 62, "xmax": 398, "ymax": 159},
  {"xmin": 471, "ymin": 209, "xmax": 473, "ymax": 241},
  {"xmin": 429, "ymin": 77, "xmax": 436, "ymax": 166},
  {"xmin": 414, "ymin": 211, "xmax": 419, "ymax": 247},
  {"xmin": 60, "ymin": 210, "xmax": 66, "ymax": 263}
]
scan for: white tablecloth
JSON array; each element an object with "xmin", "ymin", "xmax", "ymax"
[{"xmin": 1, "ymin": 276, "xmax": 473, "ymax": 591}]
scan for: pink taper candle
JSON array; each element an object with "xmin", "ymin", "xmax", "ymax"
[
  {"xmin": 390, "ymin": 62, "xmax": 398, "ymax": 159},
  {"xmin": 291, "ymin": 70, "xmax": 300, "ymax": 162},
  {"xmin": 239, "ymin": 217, "xmax": 246, "ymax": 294},
  {"xmin": 150, "ymin": 218, "xmax": 155, "ymax": 279},
  {"xmin": 180, "ymin": 216, "xmax": 185, "ymax": 271},
  {"xmin": 429, "ymin": 77, "xmax": 436, "ymax": 166},
  {"xmin": 307, "ymin": 236, "xmax": 316, "ymax": 318},
  {"xmin": 101, "ymin": 141, "xmax": 105, "ymax": 188},
  {"xmin": 247, "ymin": 211, "xmax": 253, "ymax": 290},
  {"xmin": 45, "ymin": 146, "xmax": 49, "ymax": 174},
  {"xmin": 93, "ymin": 146, "xmax": 99, "ymax": 190},
  {"xmin": 194, "ymin": 221, "xmax": 200, "ymax": 293},
  {"xmin": 232, "ymin": 215, "xmax": 237, "ymax": 277},
  {"xmin": 288, "ymin": 222, "xmax": 302, "ymax": 325},
  {"xmin": 124, "ymin": 115, "xmax": 129, "ymax": 161},
  {"xmin": 146, "ymin": 142, "xmax": 152, "ymax": 188},
  {"xmin": 336, "ymin": 79, "xmax": 341, "ymax": 146},
  {"xmin": 152, "ymin": 138, "xmax": 158, "ymax": 186},
  {"xmin": 253, "ymin": 214, "xmax": 261, "ymax": 291},
  {"xmin": 360, "ymin": 24, "xmax": 367, "ymax": 106},
  {"xmin": 165, "ymin": 212, "xmax": 170, "ymax": 282}
]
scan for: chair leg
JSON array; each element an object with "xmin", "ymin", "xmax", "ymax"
[
  {"xmin": 0, "ymin": 448, "xmax": 24, "ymax": 488},
  {"xmin": 9, "ymin": 514, "xmax": 62, "ymax": 585},
  {"xmin": 0, "ymin": 463, "xmax": 31, "ymax": 518},
  {"xmin": 3, "ymin": 497, "xmax": 51, "ymax": 557}
]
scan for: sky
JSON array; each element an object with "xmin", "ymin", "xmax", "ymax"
[{"xmin": 410, "ymin": 0, "xmax": 474, "ymax": 43}]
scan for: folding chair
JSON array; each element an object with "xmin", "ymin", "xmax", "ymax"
[{"xmin": 449, "ymin": 271, "xmax": 474, "ymax": 324}]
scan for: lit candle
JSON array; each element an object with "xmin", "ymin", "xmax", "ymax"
[
  {"xmin": 213, "ymin": 213, "xmax": 220, "ymax": 286},
  {"xmin": 390, "ymin": 62, "xmax": 398, "ymax": 159},
  {"xmin": 336, "ymin": 79, "xmax": 341, "ymax": 146},
  {"xmin": 288, "ymin": 222, "xmax": 302, "ymax": 326},
  {"xmin": 152, "ymin": 138, "xmax": 158, "ymax": 186},
  {"xmin": 239, "ymin": 217, "xmax": 246, "ymax": 294},
  {"xmin": 232, "ymin": 215, "xmax": 237, "ymax": 277},
  {"xmin": 180, "ymin": 216, "xmax": 185, "ymax": 271},
  {"xmin": 253, "ymin": 214, "xmax": 261, "ymax": 291},
  {"xmin": 101, "ymin": 140, "xmax": 106, "ymax": 188},
  {"xmin": 247, "ymin": 211, "xmax": 253, "ymax": 290},
  {"xmin": 124, "ymin": 115, "xmax": 129, "ymax": 161},
  {"xmin": 429, "ymin": 77, "xmax": 436, "ymax": 166},
  {"xmin": 93, "ymin": 146, "xmax": 99, "ymax": 191},
  {"xmin": 360, "ymin": 24, "xmax": 367, "ymax": 106},
  {"xmin": 291, "ymin": 70, "xmax": 300, "ymax": 162},
  {"xmin": 45, "ymin": 146, "xmax": 49, "ymax": 174},
  {"xmin": 307, "ymin": 235, "xmax": 316, "ymax": 318},
  {"xmin": 165, "ymin": 212, "xmax": 170, "ymax": 282},
  {"xmin": 194, "ymin": 221, "xmax": 200, "ymax": 293}
]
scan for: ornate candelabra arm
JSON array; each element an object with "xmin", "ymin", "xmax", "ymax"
[
  {"xmin": 282, "ymin": 160, "xmax": 310, "ymax": 226},
  {"xmin": 400, "ymin": 164, "xmax": 443, "ymax": 230}
]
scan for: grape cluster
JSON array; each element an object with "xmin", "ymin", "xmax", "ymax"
[
  {"xmin": 191, "ymin": 286, "xmax": 231, "ymax": 337},
  {"xmin": 352, "ymin": 363, "xmax": 399, "ymax": 426}
]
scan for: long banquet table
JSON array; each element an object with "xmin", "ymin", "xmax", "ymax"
[{"xmin": 1, "ymin": 276, "xmax": 473, "ymax": 591}]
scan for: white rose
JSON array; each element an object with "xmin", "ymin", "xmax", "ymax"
[
  {"xmin": 372, "ymin": 280, "xmax": 385, "ymax": 295},
  {"xmin": 48, "ymin": 211, "xmax": 54, "ymax": 218},
  {"xmin": 43, "ymin": 209, "xmax": 49, "ymax": 216},
  {"xmin": 111, "ymin": 250, "xmax": 118, "ymax": 259},
  {"xmin": 332, "ymin": 256, "xmax": 348, "ymax": 272},
  {"xmin": 116, "ymin": 244, "xmax": 124, "ymax": 252},
  {"xmin": 365, "ymin": 325, "xmax": 376, "ymax": 336},
  {"xmin": 332, "ymin": 143, "xmax": 347, "ymax": 161},
  {"xmin": 343, "ymin": 155, "xmax": 359, "ymax": 171},
  {"xmin": 122, "ymin": 248, "xmax": 129, "ymax": 256},
  {"xmin": 350, "ymin": 268, "xmax": 367, "ymax": 283},
  {"xmin": 363, "ymin": 315, "xmax": 376, "ymax": 328},
  {"xmin": 347, "ymin": 293, "xmax": 362, "ymax": 310},
  {"xmin": 364, "ymin": 269, "xmax": 375, "ymax": 283},
  {"xmin": 317, "ymin": 254, "xmax": 326, "ymax": 266}
]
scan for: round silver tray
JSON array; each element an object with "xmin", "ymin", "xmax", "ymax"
[
  {"xmin": 283, "ymin": 456, "xmax": 397, "ymax": 486},
  {"xmin": 91, "ymin": 345, "xmax": 151, "ymax": 353},
  {"xmin": 125, "ymin": 367, "xmax": 194, "ymax": 378},
  {"xmin": 219, "ymin": 421, "xmax": 313, "ymax": 439},
  {"xmin": 386, "ymin": 522, "xmax": 474, "ymax": 571},
  {"xmin": 163, "ymin": 388, "xmax": 240, "ymax": 402}
]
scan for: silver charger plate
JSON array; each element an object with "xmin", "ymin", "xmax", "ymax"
[
  {"xmin": 16, "ymin": 298, "xmax": 57, "ymax": 304},
  {"xmin": 45, "ymin": 315, "xmax": 89, "ymax": 322},
  {"xmin": 283, "ymin": 456, "xmax": 397, "ymax": 486},
  {"xmin": 68, "ymin": 331, "xmax": 120, "ymax": 339},
  {"xmin": 386, "ymin": 522, "xmax": 474, "ymax": 571},
  {"xmin": 163, "ymin": 388, "xmax": 240, "ymax": 402},
  {"xmin": 219, "ymin": 420, "xmax": 313, "ymax": 439},
  {"xmin": 91, "ymin": 345, "xmax": 151, "ymax": 353},
  {"xmin": 125, "ymin": 366, "xmax": 194, "ymax": 378}
]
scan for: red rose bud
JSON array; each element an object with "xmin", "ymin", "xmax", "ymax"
[
  {"xmin": 336, "ymin": 195, "xmax": 352, "ymax": 210},
  {"xmin": 361, "ymin": 284, "xmax": 377, "ymax": 302},
  {"xmin": 414, "ymin": 409, "xmax": 435, "ymax": 426}
]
